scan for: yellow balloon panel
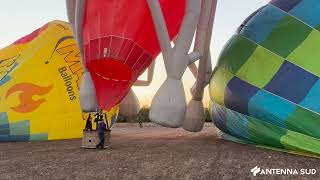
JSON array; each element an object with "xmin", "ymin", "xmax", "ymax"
[{"xmin": 0, "ymin": 20, "xmax": 118, "ymax": 141}]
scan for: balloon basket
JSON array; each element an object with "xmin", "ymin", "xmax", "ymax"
[{"xmin": 81, "ymin": 130, "xmax": 111, "ymax": 149}]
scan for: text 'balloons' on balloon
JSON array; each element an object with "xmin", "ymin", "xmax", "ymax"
[{"xmin": 0, "ymin": 21, "xmax": 119, "ymax": 141}]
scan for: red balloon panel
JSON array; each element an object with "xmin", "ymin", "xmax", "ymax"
[{"xmin": 82, "ymin": 0, "xmax": 186, "ymax": 110}]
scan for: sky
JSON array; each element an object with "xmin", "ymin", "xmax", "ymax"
[{"xmin": 0, "ymin": 0, "xmax": 269, "ymax": 107}]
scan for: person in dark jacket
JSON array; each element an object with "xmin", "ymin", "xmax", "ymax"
[
  {"xmin": 96, "ymin": 120, "xmax": 106, "ymax": 149},
  {"xmin": 94, "ymin": 112, "xmax": 99, "ymax": 123},
  {"xmin": 84, "ymin": 114, "xmax": 93, "ymax": 131}
]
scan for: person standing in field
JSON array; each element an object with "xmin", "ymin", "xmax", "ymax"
[
  {"xmin": 84, "ymin": 114, "xmax": 93, "ymax": 131},
  {"xmin": 96, "ymin": 118, "xmax": 106, "ymax": 149}
]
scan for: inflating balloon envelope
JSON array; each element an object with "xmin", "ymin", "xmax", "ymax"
[
  {"xmin": 209, "ymin": 0, "xmax": 320, "ymax": 157},
  {"xmin": 0, "ymin": 21, "xmax": 118, "ymax": 141},
  {"xmin": 68, "ymin": 0, "xmax": 186, "ymax": 111},
  {"xmin": 67, "ymin": 0, "xmax": 217, "ymax": 130}
]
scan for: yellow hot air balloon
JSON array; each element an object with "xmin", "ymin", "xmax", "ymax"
[{"xmin": 0, "ymin": 20, "xmax": 119, "ymax": 141}]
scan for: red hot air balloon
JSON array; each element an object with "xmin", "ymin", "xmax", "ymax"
[{"xmin": 81, "ymin": 0, "xmax": 186, "ymax": 110}]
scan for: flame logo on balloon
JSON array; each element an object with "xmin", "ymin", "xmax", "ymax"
[{"xmin": 5, "ymin": 83, "xmax": 53, "ymax": 113}]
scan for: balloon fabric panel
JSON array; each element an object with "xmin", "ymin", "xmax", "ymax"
[
  {"xmin": 82, "ymin": 0, "xmax": 186, "ymax": 110},
  {"xmin": 0, "ymin": 21, "xmax": 119, "ymax": 142},
  {"xmin": 209, "ymin": 0, "xmax": 320, "ymax": 157}
]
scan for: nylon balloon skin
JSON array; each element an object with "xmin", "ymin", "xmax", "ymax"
[
  {"xmin": 0, "ymin": 21, "xmax": 118, "ymax": 141},
  {"xmin": 209, "ymin": 0, "xmax": 320, "ymax": 157},
  {"xmin": 82, "ymin": 0, "xmax": 186, "ymax": 110}
]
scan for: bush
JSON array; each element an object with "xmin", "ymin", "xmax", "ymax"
[
  {"xmin": 137, "ymin": 107, "xmax": 151, "ymax": 123},
  {"xmin": 204, "ymin": 108, "xmax": 212, "ymax": 122}
]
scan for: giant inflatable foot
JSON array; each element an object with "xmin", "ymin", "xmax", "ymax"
[
  {"xmin": 183, "ymin": 99, "xmax": 205, "ymax": 132},
  {"xmin": 150, "ymin": 78, "xmax": 186, "ymax": 128},
  {"xmin": 79, "ymin": 71, "xmax": 98, "ymax": 112},
  {"xmin": 119, "ymin": 89, "xmax": 140, "ymax": 122}
]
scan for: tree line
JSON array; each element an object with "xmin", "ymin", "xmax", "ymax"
[{"xmin": 117, "ymin": 107, "xmax": 212, "ymax": 123}]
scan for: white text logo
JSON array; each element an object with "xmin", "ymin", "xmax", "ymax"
[
  {"xmin": 250, "ymin": 166, "xmax": 316, "ymax": 176},
  {"xmin": 251, "ymin": 166, "xmax": 261, "ymax": 176}
]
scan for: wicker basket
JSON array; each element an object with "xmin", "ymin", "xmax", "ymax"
[{"xmin": 81, "ymin": 130, "xmax": 111, "ymax": 149}]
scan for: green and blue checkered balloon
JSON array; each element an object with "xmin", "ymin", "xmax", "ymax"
[{"xmin": 209, "ymin": 0, "xmax": 320, "ymax": 157}]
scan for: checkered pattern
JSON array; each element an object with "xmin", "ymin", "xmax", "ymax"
[
  {"xmin": 209, "ymin": 0, "xmax": 320, "ymax": 157},
  {"xmin": 264, "ymin": 61, "xmax": 318, "ymax": 104}
]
